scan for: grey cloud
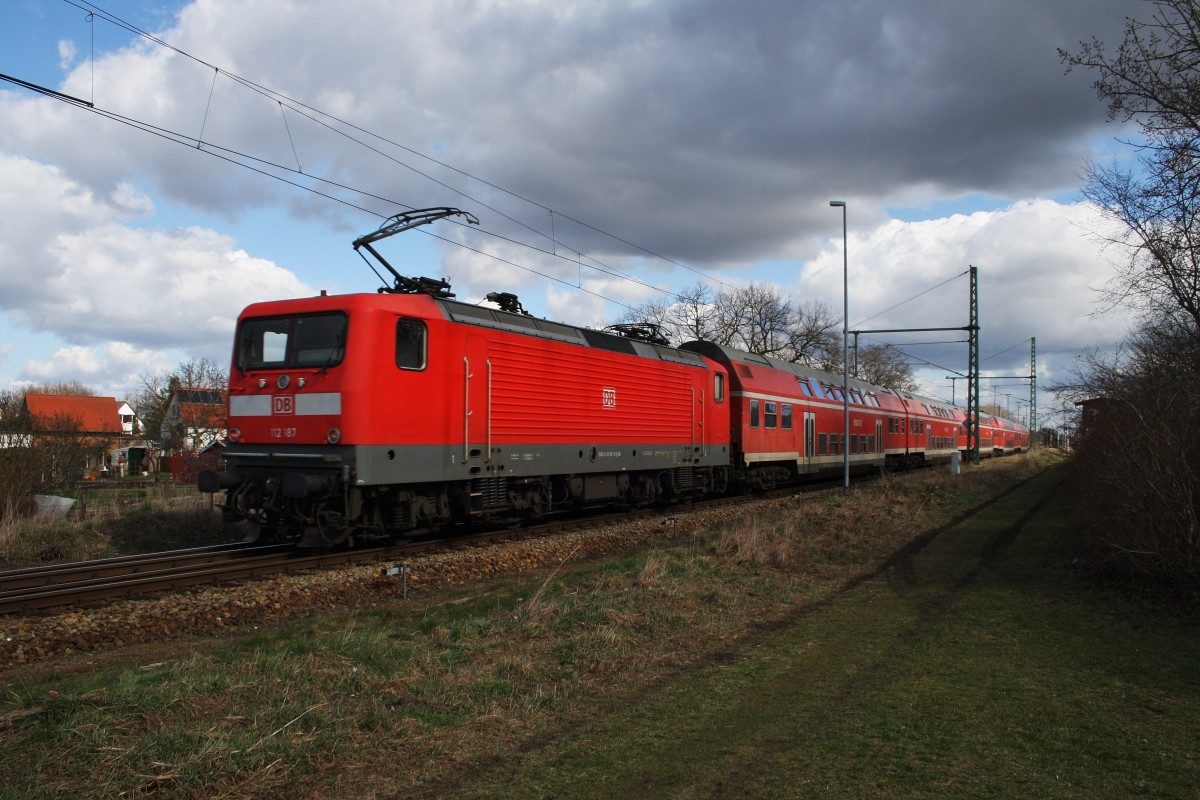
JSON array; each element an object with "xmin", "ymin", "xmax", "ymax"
[{"xmin": 6, "ymin": 0, "xmax": 1138, "ymax": 269}]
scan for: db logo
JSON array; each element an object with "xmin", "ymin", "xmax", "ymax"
[
  {"xmin": 601, "ymin": 387, "xmax": 617, "ymax": 408},
  {"xmin": 273, "ymin": 395, "xmax": 295, "ymax": 415}
]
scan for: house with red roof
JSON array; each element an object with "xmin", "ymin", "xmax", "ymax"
[
  {"xmin": 161, "ymin": 387, "xmax": 226, "ymax": 454},
  {"xmin": 21, "ymin": 393, "xmax": 137, "ymax": 473},
  {"xmin": 158, "ymin": 387, "xmax": 226, "ymax": 483},
  {"xmin": 24, "ymin": 394, "xmax": 124, "ymax": 435}
]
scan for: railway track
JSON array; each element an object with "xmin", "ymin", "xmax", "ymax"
[
  {"xmin": 0, "ymin": 479, "xmax": 850, "ymax": 617},
  {"xmin": 0, "ymin": 542, "xmax": 283, "ymax": 615},
  {"xmin": 0, "ymin": 519, "xmax": 602, "ymax": 616}
]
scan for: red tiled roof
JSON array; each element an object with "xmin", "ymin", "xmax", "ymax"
[
  {"xmin": 25, "ymin": 394, "xmax": 122, "ymax": 434},
  {"xmin": 177, "ymin": 402, "xmax": 226, "ymax": 428}
]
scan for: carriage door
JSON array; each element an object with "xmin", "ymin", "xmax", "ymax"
[
  {"xmin": 876, "ymin": 419, "xmax": 883, "ymax": 455},
  {"xmin": 464, "ymin": 334, "xmax": 491, "ymax": 471},
  {"xmin": 803, "ymin": 412, "xmax": 817, "ymax": 474}
]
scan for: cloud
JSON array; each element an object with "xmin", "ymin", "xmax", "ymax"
[
  {"xmin": 3, "ymin": 0, "xmax": 1141, "ymax": 268},
  {"xmin": 20, "ymin": 342, "xmax": 177, "ymax": 399},
  {"xmin": 0, "ymin": 152, "xmax": 313, "ymax": 370},
  {"xmin": 0, "ymin": 0, "xmax": 1150, "ymax": 408},
  {"xmin": 56, "ymin": 39, "xmax": 75, "ymax": 72},
  {"xmin": 800, "ymin": 199, "xmax": 1131, "ymax": 391}
]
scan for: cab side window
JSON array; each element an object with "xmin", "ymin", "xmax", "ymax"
[
  {"xmin": 750, "ymin": 399, "xmax": 760, "ymax": 428},
  {"xmin": 396, "ymin": 319, "xmax": 427, "ymax": 370}
]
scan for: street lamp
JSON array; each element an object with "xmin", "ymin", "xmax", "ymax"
[{"xmin": 829, "ymin": 200, "xmax": 849, "ymax": 495}]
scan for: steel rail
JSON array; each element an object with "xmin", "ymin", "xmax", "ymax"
[{"xmin": 0, "ymin": 477, "xmax": 856, "ymax": 616}]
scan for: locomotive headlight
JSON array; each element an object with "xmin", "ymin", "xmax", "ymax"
[
  {"xmin": 228, "ymin": 427, "xmax": 242, "ymax": 443},
  {"xmin": 327, "ymin": 427, "xmax": 342, "ymax": 444}
]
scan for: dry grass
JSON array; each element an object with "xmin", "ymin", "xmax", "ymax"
[
  {"xmin": 0, "ymin": 454, "xmax": 1069, "ymax": 799},
  {"xmin": 0, "ymin": 487, "xmax": 233, "ymax": 566}
]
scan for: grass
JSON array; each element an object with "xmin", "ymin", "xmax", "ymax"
[
  {"xmin": 0, "ymin": 453, "xmax": 1195, "ymax": 798},
  {"xmin": 0, "ymin": 485, "xmax": 235, "ymax": 565}
]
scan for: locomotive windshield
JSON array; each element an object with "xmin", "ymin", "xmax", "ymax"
[{"xmin": 236, "ymin": 312, "xmax": 348, "ymax": 370}]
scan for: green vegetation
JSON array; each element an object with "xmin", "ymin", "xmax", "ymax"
[
  {"xmin": 0, "ymin": 484, "xmax": 234, "ymax": 564},
  {"xmin": 0, "ymin": 454, "xmax": 1196, "ymax": 798}
]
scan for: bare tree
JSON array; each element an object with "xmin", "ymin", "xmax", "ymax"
[
  {"xmin": 1062, "ymin": 0, "xmax": 1200, "ymax": 328},
  {"xmin": 134, "ymin": 357, "xmax": 228, "ymax": 448},
  {"xmin": 786, "ymin": 300, "xmax": 841, "ymax": 367},
  {"xmin": 615, "ymin": 283, "xmax": 721, "ymax": 345},
  {"xmin": 856, "ymin": 345, "xmax": 918, "ymax": 392},
  {"xmin": 1052, "ymin": 313, "xmax": 1200, "ymax": 591},
  {"xmin": 712, "ymin": 283, "xmax": 794, "ymax": 357},
  {"xmin": 0, "ymin": 407, "xmax": 108, "ymax": 521},
  {"xmin": 615, "ymin": 296, "xmax": 671, "ymax": 336},
  {"xmin": 0, "ymin": 390, "xmax": 25, "ymax": 425},
  {"xmin": 618, "ymin": 282, "xmax": 841, "ymax": 367},
  {"xmin": 1056, "ymin": 2, "xmax": 1200, "ymax": 592},
  {"xmin": 671, "ymin": 283, "xmax": 722, "ymax": 342},
  {"xmin": 30, "ymin": 412, "xmax": 107, "ymax": 488}
]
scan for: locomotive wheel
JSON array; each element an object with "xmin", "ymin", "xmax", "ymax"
[{"xmin": 298, "ymin": 524, "xmax": 350, "ymax": 548}]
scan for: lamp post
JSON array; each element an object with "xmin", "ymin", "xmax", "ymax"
[{"xmin": 829, "ymin": 200, "xmax": 849, "ymax": 495}]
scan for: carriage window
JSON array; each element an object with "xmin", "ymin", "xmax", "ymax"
[
  {"xmin": 396, "ymin": 318, "xmax": 427, "ymax": 370},
  {"xmin": 714, "ymin": 373, "xmax": 725, "ymax": 403},
  {"xmin": 765, "ymin": 402, "xmax": 777, "ymax": 429},
  {"xmin": 818, "ymin": 432, "xmax": 828, "ymax": 455},
  {"xmin": 782, "ymin": 404, "xmax": 793, "ymax": 430},
  {"xmin": 750, "ymin": 399, "xmax": 760, "ymax": 428},
  {"xmin": 236, "ymin": 312, "xmax": 347, "ymax": 370}
]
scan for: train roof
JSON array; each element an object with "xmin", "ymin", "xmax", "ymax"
[
  {"xmin": 240, "ymin": 292, "xmax": 713, "ymax": 369},
  {"xmin": 680, "ymin": 340, "xmax": 896, "ymax": 395},
  {"xmin": 434, "ymin": 298, "xmax": 711, "ymax": 367},
  {"xmin": 679, "ymin": 340, "xmax": 964, "ymax": 415}
]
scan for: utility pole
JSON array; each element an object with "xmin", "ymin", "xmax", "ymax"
[
  {"xmin": 945, "ymin": 375, "xmax": 963, "ymax": 405},
  {"xmin": 966, "ymin": 266, "xmax": 980, "ymax": 464},
  {"xmin": 1030, "ymin": 336, "xmax": 1038, "ymax": 448}
]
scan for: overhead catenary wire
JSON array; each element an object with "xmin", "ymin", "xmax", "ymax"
[
  {"xmin": 849, "ymin": 271, "xmax": 969, "ymax": 331},
  {"xmin": 58, "ymin": 0, "xmax": 734, "ymax": 295},
  {"xmin": 25, "ymin": 0, "xmax": 1010, "ymax": 347},
  {"xmin": 0, "ymin": 68, "xmax": 664, "ymax": 309},
  {"xmin": 982, "ymin": 337, "xmax": 1032, "ymax": 364}
]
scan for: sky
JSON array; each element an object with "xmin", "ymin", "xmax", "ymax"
[{"xmin": 0, "ymin": 0, "xmax": 1149, "ymax": 429}]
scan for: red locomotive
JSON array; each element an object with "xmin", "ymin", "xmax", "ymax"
[
  {"xmin": 198, "ymin": 210, "xmax": 1028, "ymax": 546},
  {"xmin": 199, "ymin": 284, "xmax": 731, "ymax": 546}
]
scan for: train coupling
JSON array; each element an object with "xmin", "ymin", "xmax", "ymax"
[{"xmin": 198, "ymin": 470, "xmax": 241, "ymax": 493}]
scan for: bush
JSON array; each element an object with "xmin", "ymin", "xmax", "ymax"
[{"xmin": 1062, "ymin": 318, "xmax": 1200, "ymax": 596}]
